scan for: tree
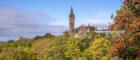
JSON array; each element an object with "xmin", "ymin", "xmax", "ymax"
[
  {"xmin": 43, "ymin": 33, "xmax": 55, "ymax": 38},
  {"xmin": 109, "ymin": 0, "xmax": 140, "ymax": 59},
  {"xmin": 86, "ymin": 38, "xmax": 111, "ymax": 60},
  {"xmin": 0, "ymin": 47, "xmax": 30, "ymax": 60},
  {"xmin": 33, "ymin": 36, "xmax": 69, "ymax": 60},
  {"xmin": 64, "ymin": 38, "xmax": 81, "ymax": 60}
]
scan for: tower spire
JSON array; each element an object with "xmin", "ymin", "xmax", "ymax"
[
  {"xmin": 69, "ymin": 7, "xmax": 75, "ymax": 17},
  {"xmin": 71, "ymin": 7, "xmax": 73, "ymax": 14},
  {"xmin": 69, "ymin": 7, "xmax": 75, "ymax": 36}
]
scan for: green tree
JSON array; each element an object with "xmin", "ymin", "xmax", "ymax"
[
  {"xmin": 33, "ymin": 36, "xmax": 69, "ymax": 60},
  {"xmin": 0, "ymin": 47, "xmax": 30, "ymax": 60},
  {"xmin": 64, "ymin": 38, "xmax": 81, "ymax": 60},
  {"xmin": 86, "ymin": 38, "xmax": 111, "ymax": 60}
]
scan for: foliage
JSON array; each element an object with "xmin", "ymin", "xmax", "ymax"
[
  {"xmin": 109, "ymin": 0, "xmax": 140, "ymax": 60},
  {"xmin": 86, "ymin": 38, "xmax": 111, "ymax": 60},
  {"xmin": 35, "ymin": 36, "xmax": 69, "ymax": 60},
  {"xmin": 0, "ymin": 47, "xmax": 30, "ymax": 60},
  {"xmin": 33, "ymin": 33, "xmax": 55, "ymax": 40},
  {"xmin": 0, "ymin": 30, "xmax": 120, "ymax": 60},
  {"xmin": 64, "ymin": 38, "xmax": 81, "ymax": 58},
  {"xmin": 1, "ymin": 0, "xmax": 140, "ymax": 60}
]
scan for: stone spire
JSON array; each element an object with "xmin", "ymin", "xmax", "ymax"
[
  {"xmin": 69, "ymin": 7, "xmax": 75, "ymax": 17},
  {"xmin": 69, "ymin": 7, "xmax": 75, "ymax": 36}
]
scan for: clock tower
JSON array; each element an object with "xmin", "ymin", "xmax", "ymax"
[{"xmin": 69, "ymin": 7, "xmax": 75, "ymax": 36}]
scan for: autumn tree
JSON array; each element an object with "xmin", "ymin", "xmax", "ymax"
[
  {"xmin": 0, "ymin": 47, "xmax": 30, "ymax": 60},
  {"xmin": 109, "ymin": 0, "xmax": 140, "ymax": 60},
  {"xmin": 34, "ymin": 36, "xmax": 69, "ymax": 60},
  {"xmin": 85, "ymin": 38, "xmax": 111, "ymax": 60}
]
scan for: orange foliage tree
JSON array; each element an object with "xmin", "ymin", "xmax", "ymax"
[{"xmin": 109, "ymin": 0, "xmax": 140, "ymax": 60}]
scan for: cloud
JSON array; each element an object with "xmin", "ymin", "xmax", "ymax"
[
  {"xmin": 77, "ymin": 10, "xmax": 112, "ymax": 29},
  {"xmin": 78, "ymin": 18, "xmax": 106, "ymax": 25},
  {"xmin": 78, "ymin": 18, "xmax": 108, "ymax": 29},
  {"xmin": 0, "ymin": 6, "xmax": 66, "ymax": 41}
]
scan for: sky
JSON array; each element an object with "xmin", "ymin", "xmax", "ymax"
[{"xmin": 0, "ymin": 0, "xmax": 122, "ymax": 41}]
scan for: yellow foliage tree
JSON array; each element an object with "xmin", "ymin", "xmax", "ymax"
[{"xmin": 87, "ymin": 38, "xmax": 111, "ymax": 60}]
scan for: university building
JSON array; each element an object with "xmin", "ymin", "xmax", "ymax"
[{"xmin": 69, "ymin": 7, "xmax": 96, "ymax": 36}]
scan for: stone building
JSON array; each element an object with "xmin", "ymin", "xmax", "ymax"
[
  {"xmin": 68, "ymin": 7, "xmax": 95, "ymax": 36},
  {"xmin": 76, "ymin": 24, "xmax": 95, "ymax": 34},
  {"xmin": 69, "ymin": 7, "xmax": 75, "ymax": 36}
]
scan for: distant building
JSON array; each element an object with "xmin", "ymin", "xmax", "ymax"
[
  {"xmin": 76, "ymin": 24, "xmax": 95, "ymax": 34},
  {"xmin": 68, "ymin": 7, "xmax": 95, "ymax": 36},
  {"xmin": 68, "ymin": 7, "xmax": 120, "ymax": 38},
  {"xmin": 69, "ymin": 7, "xmax": 75, "ymax": 36}
]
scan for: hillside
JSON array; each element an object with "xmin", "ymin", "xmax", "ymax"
[{"xmin": 0, "ymin": 31, "xmax": 118, "ymax": 60}]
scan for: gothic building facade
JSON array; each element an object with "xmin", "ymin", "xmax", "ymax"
[
  {"xmin": 77, "ymin": 24, "xmax": 95, "ymax": 34},
  {"xmin": 69, "ymin": 7, "xmax": 95, "ymax": 36}
]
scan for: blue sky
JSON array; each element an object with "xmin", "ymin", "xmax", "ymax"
[{"xmin": 0, "ymin": 0, "xmax": 122, "ymax": 41}]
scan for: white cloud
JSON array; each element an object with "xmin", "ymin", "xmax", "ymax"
[
  {"xmin": 77, "ymin": 18, "xmax": 108, "ymax": 29},
  {"xmin": 0, "ymin": 6, "xmax": 66, "ymax": 41},
  {"xmin": 77, "ymin": 10, "xmax": 112, "ymax": 29},
  {"xmin": 78, "ymin": 18, "xmax": 106, "ymax": 26}
]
